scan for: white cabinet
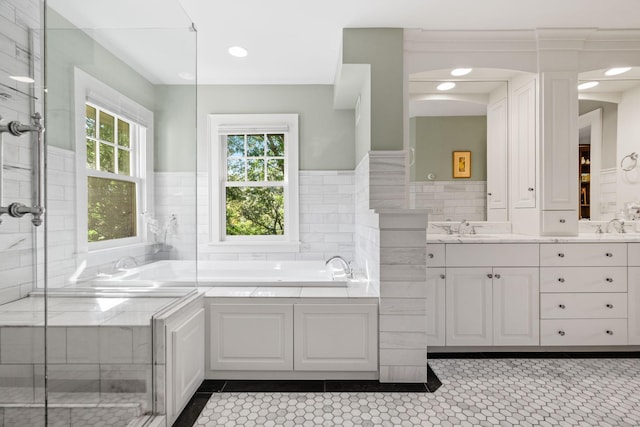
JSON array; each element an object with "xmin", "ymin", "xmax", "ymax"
[
  {"xmin": 628, "ymin": 267, "xmax": 640, "ymax": 344},
  {"xmin": 446, "ymin": 268, "xmax": 493, "ymax": 346},
  {"xmin": 209, "ymin": 304, "xmax": 293, "ymax": 371},
  {"xmin": 172, "ymin": 309, "xmax": 205, "ymax": 414},
  {"xmin": 511, "ymin": 78, "xmax": 537, "ymax": 209},
  {"xmin": 426, "ymin": 267, "xmax": 446, "ymax": 346},
  {"xmin": 294, "ymin": 304, "xmax": 377, "ymax": 371},
  {"xmin": 487, "ymin": 93, "xmax": 508, "ymax": 221},
  {"xmin": 446, "ymin": 266, "xmax": 539, "ymax": 346}
]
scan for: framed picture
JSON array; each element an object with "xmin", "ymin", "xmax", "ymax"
[{"xmin": 452, "ymin": 151, "xmax": 471, "ymax": 178}]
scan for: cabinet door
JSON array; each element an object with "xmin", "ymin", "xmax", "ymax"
[
  {"xmin": 446, "ymin": 268, "xmax": 493, "ymax": 346},
  {"xmin": 426, "ymin": 268, "xmax": 446, "ymax": 346},
  {"xmin": 172, "ymin": 309, "xmax": 205, "ymax": 417},
  {"xmin": 628, "ymin": 267, "xmax": 640, "ymax": 344},
  {"xmin": 294, "ymin": 304, "xmax": 377, "ymax": 371},
  {"xmin": 511, "ymin": 78, "xmax": 537, "ymax": 209},
  {"xmin": 493, "ymin": 267, "xmax": 539, "ymax": 346},
  {"xmin": 487, "ymin": 95, "xmax": 508, "ymax": 220},
  {"xmin": 209, "ymin": 304, "xmax": 293, "ymax": 371}
]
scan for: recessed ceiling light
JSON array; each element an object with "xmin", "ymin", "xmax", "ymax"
[
  {"xmin": 228, "ymin": 46, "xmax": 248, "ymax": 58},
  {"xmin": 9, "ymin": 75, "xmax": 34, "ymax": 83},
  {"xmin": 451, "ymin": 68, "xmax": 472, "ymax": 76},
  {"xmin": 604, "ymin": 67, "xmax": 631, "ymax": 76},
  {"xmin": 578, "ymin": 81, "xmax": 599, "ymax": 90},
  {"xmin": 178, "ymin": 72, "xmax": 195, "ymax": 81},
  {"xmin": 437, "ymin": 82, "xmax": 456, "ymax": 91}
]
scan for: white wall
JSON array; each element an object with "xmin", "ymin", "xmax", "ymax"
[{"xmin": 616, "ymin": 85, "xmax": 640, "ymax": 211}]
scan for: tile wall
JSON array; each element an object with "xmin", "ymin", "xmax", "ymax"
[{"xmin": 410, "ymin": 181, "xmax": 486, "ymax": 221}]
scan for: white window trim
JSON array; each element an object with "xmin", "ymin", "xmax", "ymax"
[
  {"xmin": 208, "ymin": 114, "xmax": 300, "ymax": 253},
  {"xmin": 73, "ymin": 68, "xmax": 154, "ymax": 259}
]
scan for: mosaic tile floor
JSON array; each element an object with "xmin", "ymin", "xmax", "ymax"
[{"xmin": 194, "ymin": 358, "xmax": 640, "ymax": 426}]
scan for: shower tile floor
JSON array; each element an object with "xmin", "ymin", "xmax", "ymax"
[{"xmin": 192, "ymin": 357, "xmax": 640, "ymax": 426}]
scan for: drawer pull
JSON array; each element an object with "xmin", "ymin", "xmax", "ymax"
[
  {"xmin": 606, "ymin": 277, "xmax": 614, "ymax": 283},
  {"xmin": 528, "ymin": 187, "xmax": 534, "ymax": 192},
  {"xmin": 606, "ymin": 304, "xmax": 613, "ymax": 309},
  {"xmin": 558, "ymin": 304, "xmax": 566, "ymax": 309},
  {"xmin": 558, "ymin": 330, "xmax": 565, "ymax": 336},
  {"xmin": 487, "ymin": 274, "xmax": 493, "ymax": 278},
  {"xmin": 428, "ymin": 253, "xmax": 434, "ymax": 259},
  {"xmin": 558, "ymin": 253, "xmax": 565, "ymax": 258},
  {"xmin": 605, "ymin": 252, "xmax": 613, "ymax": 257},
  {"xmin": 494, "ymin": 274, "xmax": 501, "ymax": 279},
  {"xmin": 440, "ymin": 274, "xmax": 445, "ymax": 279},
  {"xmin": 559, "ymin": 218, "xmax": 566, "ymax": 224},
  {"xmin": 606, "ymin": 330, "xmax": 613, "ymax": 335},
  {"xmin": 558, "ymin": 278, "xmax": 565, "ymax": 283}
]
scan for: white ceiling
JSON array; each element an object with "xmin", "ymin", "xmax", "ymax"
[{"xmin": 49, "ymin": 0, "xmax": 640, "ymax": 85}]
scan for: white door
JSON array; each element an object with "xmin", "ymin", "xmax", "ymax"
[
  {"xmin": 426, "ymin": 268, "xmax": 446, "ymax": 346},
  {"xmin": 209, "ymin": 304, "xmax": 293, "ymax": 371},
  {"xmin": 487, "ymin": 94, "xmax": 508, "ymax": 220},
  {"xmin": 293, "ymin": 304, "xmax": 377, "ymax": 371},
  {"xmin": 446, "ymin": 268, "xmax": 493, "ymax": 346},
  {"xmin": 493, "ymin": 267, "xmax": 540, "ymax": 345},
  {"xmin": 511, "ymin": 78, "xmax": 537, "ymax": 209}
]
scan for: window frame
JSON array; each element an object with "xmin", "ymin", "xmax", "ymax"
[
  {"xmin": 208, "ymin": 114, "xmax": 300, "ymax": 252},
  {"xmin": 74, "ymin": 68, "xmax": 154, "ymax": 257}
]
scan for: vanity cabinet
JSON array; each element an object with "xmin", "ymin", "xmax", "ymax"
[
  {"xmin": 539, "ymin": 243, "xmax": 629, "ymax": 346},
  {"xmin": 627, "ymin": 243, "xmax": 640, "ymax": 344},
  {"xmin": 511, "ymin": 78, "xmax": 537, "ymax": 209},
  {"xmin": 426, "ymin": 243, "xmax": 446, "ymax": 346}
]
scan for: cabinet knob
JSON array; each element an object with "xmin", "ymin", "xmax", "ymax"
[
  {"xmin": 488, "ymin": 192, "xmax": 492, "ymax": 196},
  {"xmin": 528, "ymin": 187, "xmax": 534, "ymax": 192},
  {"xmin": 487, "ymin": 274, "xmax": 493, "ymax": 278},
  {"xmin": 606, "ymin": 304, "xmax": 613, "ymax": 309},
  {"xmin": 440, "ymin": 274, "xmax": 445, "ymax": 279},
  {"xmin": 558, "ymin": 253, "xmax": 565, "ymax": 258},
  {"xmin": 559, "ymin": 218, "xmax": 566, "ymax": 224},
  {"xmin": 558, "ymin": 278, "xmax": 565, "ymax": 283},
  {"xmin": 494, "ymin": 273, "xmax": 501, "ymax": 279},
  {"xmin": 606, "ymin": 277, "xmax": 614, "ymax": 283},
  {"xmin": 558, "ymin": 330, "xmax": 565, "ymax": 336},
  {"xmin": 428, "ymin": 253, "xmax": 434, "ymax": 259},
  {"xmin": 606, "ymin": 330, "xmax": 614, "ymax": 335},
  {"xmin": 558, "ymin": 304, "xmax": 566, "ymax": 309},
  {"xmin": 605, "ymin": 252, "xmax": 613, "ymax": 257}
]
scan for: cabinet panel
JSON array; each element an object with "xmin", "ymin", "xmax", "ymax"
[
  {"xmin": 493, "ymin": 268, "xmax": 539, "ymax": 346},
  {"xmin": 540, "ymin": 243, "xmax": 626, "ymax": 267},
  {"xmin": 541, "ymin": 210, "xmax": 578, "ymax": 236},
  {"xmin": 446, "ymin": 268, "xmax": 493, "ymax": 346},
  {"xmin": 629, "ymin": 267, "xmax": 640, "ymax": 344},
  {"xmin": 628, "ymin": 243, "xmax": 640, "ymax": 266},
  {"xmin": 540, "ymin": 319, "xmax": 627, "ymax": 346},
  {"xmin": 511, "ymin": 78, "xmax": 537, "ymax": 209},
  {"xmin": 487, "ymin": 95, "xmax": 508, "ymax": 220},
  {"xmin": 173, "ymin": 309, "xmax": 205, "ymax": 416},
  {"xmin": 446, "ymin": 244, "xmax": 538, "ymax": 267},
  {"xmin": 210, "ymin": 304, "xmax": 293, "ymax": 371},
  {"xmin": 540, "ymin": 293, "xmax": 627, "ymax": 319},
  {"xmin": 426, "ymin": 268, "xmax": 446, "ymax": 346},
  {"xmin": 294, "ymin": 304, "xmax": 377, "ymax": 371},
  {"xmin": 540, "ymin": 267, "xmax": 627, "ymax": 293}
]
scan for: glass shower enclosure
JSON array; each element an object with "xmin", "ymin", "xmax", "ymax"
[{"xmin": 0, "ymin": 0, "xmax": 198, "ymax": 425}]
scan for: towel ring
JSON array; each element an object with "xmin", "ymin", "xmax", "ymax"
[{"xmin": 621, "ymin": 152, "xmax": 638, "ymax": 171}]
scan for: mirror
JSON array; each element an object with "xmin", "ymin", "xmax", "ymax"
[
  {"xmin": 578, "ymin": 67, "xmax": 640, "ymax": 221},
  {"xmin": 408, "ymin": 68, "xmax": 522, "ymax": 222}
]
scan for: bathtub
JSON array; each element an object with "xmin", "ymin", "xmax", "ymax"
[{"xmin": 90, "ymin": 260, "xmax": 349, "ymax": 287}]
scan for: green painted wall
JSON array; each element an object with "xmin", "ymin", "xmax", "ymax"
[
  {"xmin": 342, "ymin": 28, "xmax": 404, "ymax": 161},
  {"xmin": 412, "ymin": 116, "xmax": 487, "ymax": 181},
  {"xmin": 45, "ymin": 8, "xmax": 157, "ymax": 150},
  {"xmin": 166, "ymin": 85, "xmax": 355, "ymax": 173}
]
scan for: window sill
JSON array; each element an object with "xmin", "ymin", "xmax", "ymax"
[
  {"xmin": 205, "ymin": 241, "xmax": 301, "ymax": 253},
  {"xmin": 84, "ymin": 241, "xmax": 156, "ymax": 263}
]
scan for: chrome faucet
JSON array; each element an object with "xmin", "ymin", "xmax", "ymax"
[
  {"xmin": 457, "ymin": 219, "xmax": 471, "ymax": 235},
  {"xmin": 326, "ymin": 255, "xmax": 353, "ymax": 279},
  {"xmin": 606, "ymin": 218, "xmax": 626, "ymax": 234},
  {"xmin": 113, "ymin": 256, "xmax": 138, "ymax": 272}
]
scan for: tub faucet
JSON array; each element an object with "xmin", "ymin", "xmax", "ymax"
[
  {"xmin": 606, "ymin": 218, "xmax": 626, "ymax": 234},
  {"xmin": 113, "ymin": 256, "xmax": 138, "ymax": 272},
  {"xmin": 326, "ymin": 256, "xmax": 353, "ymax": 279}
]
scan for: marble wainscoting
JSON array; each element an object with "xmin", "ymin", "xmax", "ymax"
[{"xmin": 410, "ymin": 181, "xmax": 487, "ymax": 222}]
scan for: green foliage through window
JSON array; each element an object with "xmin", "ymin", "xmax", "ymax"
[
  {"xmin": 88, "ymin": 177, "xmax": 137, "ymax": 242},
  {"xmin": 226, "ymin": 187, "xmax": 284, "ymax": 236}
]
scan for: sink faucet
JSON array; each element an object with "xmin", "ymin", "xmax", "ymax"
[
  {"xmin": 326, "ymin": 255, "xmax": 353, "ymax": 279},
  {"xmin": 113, "ymin": 256, "xmax": 139, "ymax": 272},
  {"xmin": 606, "ymin": 218, "xmax": 626, "ymax": 234},
  {"xmin": 457, "ymin": 219, "xmax": 471, "ymax": 235}
]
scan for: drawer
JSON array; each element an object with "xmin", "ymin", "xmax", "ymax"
[
  {"xmin": 540, "ymin": 319, "xmax": 628, "ymax": 346},
  {"xmin": 540, "ymin": 243, "xmax": 627, "ymax": 267},
  {"xmin": 629, "ymin": 243, "xmax": 640, "ymax": 266},
  {"xmin": 540, "ymin": 293, "xmax": 627, "ymax": 319},
  {"xmin": 540, "ymin": 267, "xmax": 627, "ymax": 293},
  {"xmin": 446, "ymin": 244, "xmax": 539, "ymax": 267},
  {"xmin": 541, "ymin": 210, "xmax": 578, "ymax": 235},
  {"xmin": 426, "ymin": 244, "xmax": 445, "ymax": 267}
]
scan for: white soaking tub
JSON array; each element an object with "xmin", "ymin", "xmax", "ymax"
[{"xmin": 92, "ymin": 260, "xmax": 349, "ymax": 287}]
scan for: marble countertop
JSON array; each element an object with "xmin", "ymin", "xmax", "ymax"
[
  {"xmin": 427, "ymin": 232, "xmax": 640, "ymax": 243},
  {"xmin": 204, "ymin": 281, "xmax": 379, "ymax": 299}
]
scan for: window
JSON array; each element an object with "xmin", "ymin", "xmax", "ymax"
[
  {"xmin": 74, "ymin": 69, "xmax": 153, "ymax": 253},
  {"xmin": 209, "ymin": 114, "xmax": 299, "ymax": 251}
]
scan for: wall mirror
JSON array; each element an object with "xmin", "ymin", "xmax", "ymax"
[
  {"xmin": 577, "ymin": 67, "xmax": 640, "ymax": 222},
  {"xmin": 408, "ymin": 68, "xmax": 523, "ymax": 222}
]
